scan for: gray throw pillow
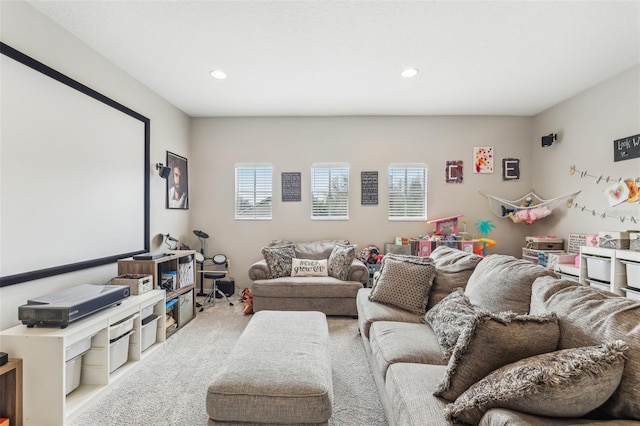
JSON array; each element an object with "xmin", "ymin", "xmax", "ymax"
[
  {"xmin": 368, "ymin": 254, "xmax": 436, "ymax": 315},
  {"xmin": 261, "ymin": 245, "xmax": 296, "ymax": 279},
  {"xmin": 444, "ymin": 340, "xmax": 628, "ymax": 425},
  {"xmin": 425, "ymin": 288, "xmax": 476, "ymax": 358},
  {"xmin": 465, "ymin": 254, "xmax": 557, "ymax": 314},
  {"xmin": 434, "ymin": 311, "xmax": 559, "ymax": 401},
  {"xmin": 328, "ymin": 243, "xmax": 357, "ymax": 280}
]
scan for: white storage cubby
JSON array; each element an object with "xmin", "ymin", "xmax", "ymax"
[
  {"xmin": 0, "ymin": 290, "xmax": 166, "ymax": 425},
  {"xmin": 579, "ymin": 246, "xmax": 627, "ymax": 296}
]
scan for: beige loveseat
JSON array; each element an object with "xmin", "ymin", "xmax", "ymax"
[
  {"xmin": 248, "ymin": 239, "xmax": 368, "ymax": 316},
  {"xmin": 357, "ymin": 245, "xmax": 640, "ymax": 425}
]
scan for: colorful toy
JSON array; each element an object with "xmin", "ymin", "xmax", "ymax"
[
  {"xmin": 427, "ymin": 215, "xmax": 463, "ymax": 236},
  {"xmin": 474, "ymin": 220, "xmax": 497, "ymax": 256}
]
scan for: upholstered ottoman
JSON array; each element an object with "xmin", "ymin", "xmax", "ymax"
[{"xmin": 206, "ymin": 311, "xmax": 333, "ymax": 425}]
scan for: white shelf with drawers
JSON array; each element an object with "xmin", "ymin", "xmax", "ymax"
[{"xmin": 0, "ymin": 290, "xmax": 166, "ymax": 425}]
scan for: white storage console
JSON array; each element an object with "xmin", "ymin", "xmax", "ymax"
[{"xmin": 0, "ymin": 290, "xmax": 166, "ymax": 425}]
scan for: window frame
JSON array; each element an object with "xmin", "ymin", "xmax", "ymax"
[
  {"xmin": 310, "ymin": 163, "xmax": 350, "ymax": 220},
  {"xmin": 234, "ymin": 163, "xmax": 273, "ymax": 220},
  {"xmin": 387, "ymin": 163, "xmax": 427, "ymax": 221}
]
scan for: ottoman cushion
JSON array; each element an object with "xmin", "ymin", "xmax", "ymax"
[{"xmin": 206, "ymin": 311, "xmax": 333, "ymax": 424}]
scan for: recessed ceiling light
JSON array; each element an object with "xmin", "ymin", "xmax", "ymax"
[
  {"xmin": 210, "ymin": 69, "xmax": 227, "ymax": 80},
  {"xmin": 401, "ymin": 68, "xmax": 419, "ymax": 78}
]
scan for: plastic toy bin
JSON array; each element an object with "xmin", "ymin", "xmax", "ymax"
[
  {"xmin": 584, "ymin": 255, "xmax": 611, "ymax": 282},
  {"xmin": 65, "ymin": 335, "xmax": 92, "ymax": 395},
  {"xmin": 141, "ymin": 315, "xmax": 159, "ymax": 352},
  {"xmin": 109, "ymin": 330, "xmax": 134, "ymax": 373},
  {"xmin": 621, "ymin": 260, "xmax": 640, "ymax": 289}
]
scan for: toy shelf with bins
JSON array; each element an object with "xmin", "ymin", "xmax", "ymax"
[
  {"xmin": 579, "ymin": 246, "xmax": 626, "ymax": 296},
  {"xmin": 0, "ymin": 290, "xmax": 165, "ymax": 426},
  {"xmin": 117, "ymin": 250, "xmax": 196, "ymax": 337}
]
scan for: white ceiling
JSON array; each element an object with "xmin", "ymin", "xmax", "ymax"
[{"xmin": 28, "ymin": 0, "xmax": 640, "ymax": 118}]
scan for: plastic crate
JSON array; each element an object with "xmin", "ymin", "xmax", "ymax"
[
  {"xmin": 584, "ymin": 255, "xmax": 611, "ymax": 282},
  {"xmin": 109, "ymin": 329, "xmax": 134, "ymax": 373},
  {"xmin": 65, "ymin": 354, "xmax": 83, "ymax": 395},
  {"xmin": 109, "ymin": 316, "xmax": 135, "ymax": 341},
  {"xmin": 141, "ymin": 315, "xmax": 159, "ymax": 352},
  {"xmin": 621, "ymin": 260, "xmax": 640, "ymax": 289}
]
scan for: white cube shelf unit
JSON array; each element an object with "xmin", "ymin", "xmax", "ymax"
[
  {"xmin": 0, "ymin": 290, "xmax": 166, "ymax": 425},
  {"xmin": 579, "ymin": 246, "xmax": 628, "ymax": 296}
]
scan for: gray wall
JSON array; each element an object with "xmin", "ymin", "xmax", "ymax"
[
  {"xmin": 530, "ymin": 65, "xmax": 640, "ymax": 237},
  {"xmin": 189, "ymin": 116, "xmax": 535, "ymax": 287}
]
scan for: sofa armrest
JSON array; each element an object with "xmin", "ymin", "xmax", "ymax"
[
  {"xmin": 248, "ymin": 259, "xmax": 269, "ymax": 281},
  {"xmin": 347, "ymin": 260, "xmax": 368, "ymax": 284}
]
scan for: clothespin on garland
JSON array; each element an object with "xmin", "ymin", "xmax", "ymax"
[
  {"xmin": 569, "ymin": 165, "xmax": 640, "ymax": 185},
  {"xmin": 569, "ymin": 165, "xmax": 640, "ymax": 223}
]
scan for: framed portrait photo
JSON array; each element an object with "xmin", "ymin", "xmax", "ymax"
[{"xmin": 166, "ymin": 151, "xmax": 189, "ymax": 209}]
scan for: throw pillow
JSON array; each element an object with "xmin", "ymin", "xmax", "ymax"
[
  {"xmin": 434, "ymin": 311, "xmax": 560, "ymax": 401},
  {"xmin": 425, "ymin": 288, "xmax": 476, "ymax": 358},
  {"xmin": 368, "ymin": 254, "xmax": 436, "ymax": 315},
  {"xmin": 444, "ymin": 340, "xmax": 628, "ymax": 425},
  {"xmin": 328, "ymin": 243, "xmax": 357, "ymax": 280},
  {"xmin": 427, "ymin": 245, "xmax": 483, "ymax": 310},
  {"xmin": 464, "ymin": 254, "xmax": 557, "ymax": 314},
  {"xmin": 261, "ymin": 245, "xmax": 296, "ymax": 279},
  {"xmin": 290, "ymin": 258, "xmax": 329, "ymax": 277}
]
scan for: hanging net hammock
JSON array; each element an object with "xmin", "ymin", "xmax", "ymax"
[{"xmin": 479, "ymin": 190, "xmax": 581, "ymax": 225}]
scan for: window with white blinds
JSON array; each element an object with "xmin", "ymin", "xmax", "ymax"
[
  {"xmin": 388, "ymin": 164, "xmax": 427, "ymax": 221},
  {"xmin": 311, "ymin": 164, "xmax": 349, "ymax": 220},
  {"xmin": 235, "ymin": 165, "xmax": 273, "ymax": 220}
]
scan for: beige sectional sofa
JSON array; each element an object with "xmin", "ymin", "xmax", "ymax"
[
  {"xmin": 248, "ymin": 239, "xmax": 368, "ymax": 316},
  {"xmin": 357, "ymin": 245, "xmax": 640, "ymax": 425}
]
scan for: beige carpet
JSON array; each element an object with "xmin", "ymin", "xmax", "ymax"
[{"xmin": 70, "ymin": 296, "xmax": 388, "ymax": 426}]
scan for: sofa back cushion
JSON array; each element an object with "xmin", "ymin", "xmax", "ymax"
[
  {"xmin": 464, "ymin": 254, "xmax": 556, "ymax": 314},
  {"xmin": 530, "ymin": 276, "xmax": 640, "ymax": 420},
  {"xmin": 427, "ymin": 246, "xmax": 483, "ymax": 310},
  {"xmin": 270, "ymin": 239, "xmax": 349, "ymax": 260}
]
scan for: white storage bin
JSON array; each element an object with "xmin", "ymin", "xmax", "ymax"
[
  {"xmin": 178, "ymin": 291, "xmax": 194, "ymax": 326},
  {"xmin": 621, "ymin": 260, "xmax": 640, "ymax": 289},
  {"xmin": 109, "ymin": 316, "xmax": 135, "ymax": 341},
  {"xmin": 65, "ymin": 336, "xmax": 92, "ymax": 361},
  {"xmin": 141, "ymin": 316, "xmax": 159, "ymax": 352},
  {"xmin": 65, "ymin": 354, "xmax": 84, "ymax": 395},
  {"xmin": 585, "ymin": 255, "xmax": 611, "ymax": 282},
  {"xmin": 109, "ymin": 330, "xmax": 134, "ymax": 373},
  {"xmin": 621, "ymin": 287, "xmax": 640, "ymax": 301},
  {"xmin": 586, "ymin": 279, "xmax": 611, "ymax": 293},
  {"xmin": 141, "ymin": 304, "xmax": 154, "ymax": 321}
]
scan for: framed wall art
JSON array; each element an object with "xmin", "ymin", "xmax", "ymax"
[
  {"xmin": 502, "ymin": 158, "xmax": 520, "ymax": 180},
  {"xmin": 446, "ymin": 161, "xmax": 463, "ymax": 183},
  {"xmin": 167, "ymin": 151, "xmax": 189, "ymax": 209},
  {"xmin": 473, "ymin": 147, "xmax": 494, "ymax": 174}
]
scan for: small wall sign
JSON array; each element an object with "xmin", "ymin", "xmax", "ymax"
[
  {"xmin": 281, "ymin": 172, "xmax": 301, "ymax": 202},
  {"xmin": 361, "ymin": 171, "xmax": 378, "ymax": 205},
  {"xmin": 613, "ymin": 134, "xmax": 640, "ymax": 162},
  {"xmin": 502, "ymin": 158, "xmax": 520, "ymax": 181}
]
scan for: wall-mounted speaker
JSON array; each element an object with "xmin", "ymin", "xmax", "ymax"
[{"xmin": 541, "ymin": 133, "xmax": 557, "ymax": 147}]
